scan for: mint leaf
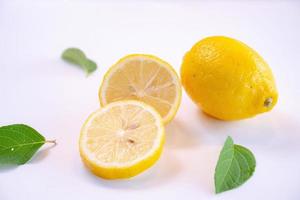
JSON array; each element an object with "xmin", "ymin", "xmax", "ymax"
[
  {"xmin": 62, "ymin": 48, "xmax": 97, "ymax": 75},
  {"xmin": 0, "ymin": 124, "xmax": 56, "ymax": 165},
  {"xmin": 62, "ymin": 48, "xmax": 86, "ymax": 65},
  {"xmin": 214, "ymin": 136, "xmax": 256, "ymax": 194},
  {"xmin": 82, "ymin": 58, "xmax": 97, "ymax": 75}
]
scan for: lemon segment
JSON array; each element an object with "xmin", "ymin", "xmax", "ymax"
[
  {"xmin": 79, "ymin": 100, "xmax": 165, "ymax": 179},
  {"xmin": 99, "ymin": 54, "xmax": 181, "ymax": 124}
]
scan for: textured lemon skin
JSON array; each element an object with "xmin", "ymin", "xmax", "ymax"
[
  {"xmin": 79, "ymin": 101, "xmax": 165, "ymax": 179},
  {"xmin": 99, "ymin": 54, "xmax": 182, "ymax": 124},
  {"xmin": 181, "ymin": 36, "xmax": 278, "ymax": 120}
]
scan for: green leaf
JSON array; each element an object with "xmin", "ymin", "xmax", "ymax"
[
  {"xmin": 62, "ymin": 48, "xmax": 86, "ymax": 65},
  {"xmin": 214, "ymin": 136, "xmax": 256, "ymax": 194},
  {"xmin": 82, "ymin": 58, "xmax": 97, "ymax": 75},
  {"xmin": 0, "ymin": 124, "xmax": 54, "ymax": 165},
  {"xmin": 62, "ymin": 48, "xmax": 97, "ymax": 75}
]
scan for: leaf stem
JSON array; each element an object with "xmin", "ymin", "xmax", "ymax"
[{"xmin": 45, "ymin": 139, "xmax": 57, "ymax": 145}]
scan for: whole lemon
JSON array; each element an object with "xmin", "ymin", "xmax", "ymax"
[{"xmin": 181, "ymin": 36, "xmax": 278, "ymax": 120}]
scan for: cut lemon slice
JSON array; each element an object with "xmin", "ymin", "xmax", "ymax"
[
  {"xmin": 99, "ymin": 54, "xmax": 182, "ymax": 124},
  {"xmin": 79, "ymin": 100, "xmax": 165, "ymax": 179}
]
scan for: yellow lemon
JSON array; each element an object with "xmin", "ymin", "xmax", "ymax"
[
  {"xmin": 99, "ymin": 54, "xmax": 182, "ymax": 124},
  {"xmin": 79, "ymin": 100, "xmax": 165, "ymax": 179},
  {"xmin": 181, "ymin": 36, "xmax": 278, "ymax": 120}
]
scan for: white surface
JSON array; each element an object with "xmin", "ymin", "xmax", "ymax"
[{"xmin": 1, "ymin": 0, "xmax": 300, "ymax": 199}]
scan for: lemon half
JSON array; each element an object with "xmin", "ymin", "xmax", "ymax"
[
  {"xmin": 99, "ymin": 54, "xmax": 182, "ymax": 124},
  {"xmin": 79, "ymin": 100, "xmax": 165, "ymax": 179}
]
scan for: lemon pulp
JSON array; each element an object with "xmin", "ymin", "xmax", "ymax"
[
  {"xmin": 79, "ymin": 100, "xmax": 165, "ymax": 179},
  {"xmin": 99, "ymin": 54, "xmax": 181, "ymax": 124}
]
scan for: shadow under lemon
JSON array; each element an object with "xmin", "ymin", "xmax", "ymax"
[
  {"xmin": 81, "ymin": 147, "xmax": 182, "ymax": 190},
  {"xmin": 165, "ymin": 119, "xmax": 200, "ymax": 149}
]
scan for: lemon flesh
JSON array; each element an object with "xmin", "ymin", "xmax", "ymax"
[
  {"xmin": 79, "ymin": 100, "xmax": 165, "ymax": 179},
  {"xmin": 99, "ymin": 54, "xmax": 182, "ymax": 124},
  {"xmin": 181, "ymin": 36, "xmax": 278, "ymax": 120}
]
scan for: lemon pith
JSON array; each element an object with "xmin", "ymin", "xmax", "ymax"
[
  {"xmin": 181, "ymin": 36, "xmax": 278, "ymax": 120},
  {"xmin": 99, "ymin": 54, "xmax": 182, "ymax": 124},
  {"xmin": 79, "ymin": 100, "xmax": 165, "ymax": 179}
]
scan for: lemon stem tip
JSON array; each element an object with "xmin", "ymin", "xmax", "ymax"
[{"xmin": 264, "ymin": 98, "xmax": 273, "ymax": 108}]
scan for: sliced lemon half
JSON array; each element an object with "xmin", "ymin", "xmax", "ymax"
[
  {"xmin": 79, "ymin": 100, "xmax": 165, "ymax": 179},
  {"xmin": 99, "ymin": 54, "xmax": 182, "ymax": 124}
]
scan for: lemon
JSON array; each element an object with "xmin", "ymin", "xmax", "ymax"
[
  {"xmin": 181, "ymin": 36, "xmax": 278, "ymax": 120},
  {"xmin": 79, "ymin": 100, "xmax": 165, "ymax": 179},
  {"xmin": 99, "ymin": 54, "xmax": 182, "ymax": 124}
]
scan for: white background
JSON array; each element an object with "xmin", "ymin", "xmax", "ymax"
[{"xmin": 1, "ymin": 0, "xmax": 300, "ymax": 199}]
